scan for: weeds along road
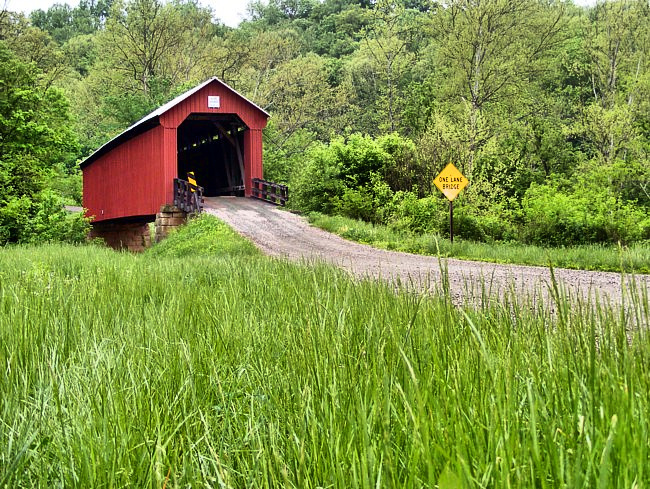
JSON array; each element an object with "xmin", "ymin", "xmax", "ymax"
[{"xmin": 204, "ymin": 197, "xmax": 650, "ymax": 312}]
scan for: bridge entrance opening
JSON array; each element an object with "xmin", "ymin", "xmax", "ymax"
[{"xmin": 177, "ymin": 114, "xmax": 247, "ymax": 197}]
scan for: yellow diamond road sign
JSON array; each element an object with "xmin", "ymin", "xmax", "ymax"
[{"xmin": 434, "ymin": 163, "xmax": 469, "ymax": 201}]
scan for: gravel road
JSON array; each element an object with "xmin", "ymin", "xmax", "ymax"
[{"xmin": 204, "ymin": 197, "xmax": 649, "ymax": 310}]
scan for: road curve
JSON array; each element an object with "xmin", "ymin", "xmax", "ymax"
[{"xmin": 204, "ymin": 197, "xmax": 649, "ymax": 310}]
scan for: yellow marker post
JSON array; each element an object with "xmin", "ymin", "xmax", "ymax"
[
  {"xmin": 187, "ymin": 171, "xmax": 197, "ymax": 192},
  {"xmin": 433, "ymin": 163, "xmax": 469, "ymax": 243}
]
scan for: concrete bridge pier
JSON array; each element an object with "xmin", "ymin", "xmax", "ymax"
[
  {"xmin": 89, "ymin": 205, "xmax": 187, "ymax": 252},
  {"xmin": 89, "ymin": 221, "xmax": 152, "ymax": 252},
  {"xmin": 154, "ymin": 205, "xmax": 187, "ymax": 243}
]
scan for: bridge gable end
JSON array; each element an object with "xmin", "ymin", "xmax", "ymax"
[{"xmin": 82, "ymin": 78, "xmax": 269, "ymax": 224}]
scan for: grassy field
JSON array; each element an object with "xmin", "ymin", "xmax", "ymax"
[
  {"xmin": 1, "ymin": 214, "xmax": 649, "ymax": 487},
  {"xmin": 307, "ymin": 212, "xmax": 650, "ymax": 274}
]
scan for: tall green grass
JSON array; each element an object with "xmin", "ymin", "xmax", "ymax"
[
  {"xmin": 308, "ymin": 212, "xmax": 650, "ymax": 273},
  {"xmin": 1, "ymin": 215, "xmax": 649, "ymax": 487},
  {"xmin": 147, "ymin": 213, "xmax": 260, "ymax": 258}
]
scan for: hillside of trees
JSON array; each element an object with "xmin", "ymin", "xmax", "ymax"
[{"xmin": 0, "ymin": 0, "xmax": 648, "ymax": 246}]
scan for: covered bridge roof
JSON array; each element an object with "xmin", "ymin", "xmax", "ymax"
[{"xmin": 80, "ymin": 77, "xmax": 269, "ymax": 169}]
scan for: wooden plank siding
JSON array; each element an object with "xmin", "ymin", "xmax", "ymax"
[
  {"xmin": 82, "ymin": 125, "xmax": 166, "ymax": 221},
  {"xmin": 82, "ymin": 78, "xmax": 268, "ymax": 222},
  {"xmin": 159, "ymin": 84, "xmax": 267, "ymax": 130},
  {"xmin": 244, "ymin": 129, "xmax": 264, "ymax": 198}
]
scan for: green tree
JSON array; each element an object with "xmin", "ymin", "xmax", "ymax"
[
  {"xmin": 0, "ymin": 43, "xmax": 77, "ymax": 168},
  {"xmin": 580, "ymin": 0, "xmax": 650, "ymax": 162},
  {"xmin": 248, "ymin": 0, "xmax": 318, "ymax": 25},
  {"xmin": 30, "ymin": 0, "xmax": 113, "ymax": 43},
  {"xmin": 30, "ymin": 4, "xmax": 76, "ymax": 44},
  {"xmin": 202, "ymin": 29, "xmax": 253, "ymax": 87},
  {"xmin": 429, "ymin": 0, "xmax": 566, "ymax": 178},
  {"xmin": 302, "ymin": 2, "xmax": 371, "ymax": 57},
  {"xmin": 76, "ymin": 0, "xmax": 215, "ymax": 141},
  {"xmin": 238, "ymin": 28, "xmax": 302, "ymax": 102},
  {"xmin": 99, "ymin": 0, "xmax": 213, "ymax": 99},
  {"xmin": 262, "ymin": 53, "xmax": 347, "ymax": 147},
  {"xmin": 344, "ymin": 0, "xmax": 423, "ymax": 134},
  {"xmin": 0, "ymin": 41, "xmax": 88, "ymax": 244},
  {"xmin": 1, "ymin": 12, "xmax": 68, "ymax": 88}
]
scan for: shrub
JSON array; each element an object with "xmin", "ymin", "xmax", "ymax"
[
  {"xmin": 369, "ymin": 172, "xmax": 397, "ymax": 224},
  {"xmin": 0, "ymin": 196, "xmax": 33, "ymax": 244},
  {"xmin": 263, "ymin": 124, "xmax": 317, "ymax": 184},
  {"xmin": 289, "ymin": 134, "xmax": 401, "ymax": 215},
  {"xmin": 376, "ymin": 133, "xmax": 421, "ymax": 192},
  {"xmin": 333, "ymin": 187, "xmax": 375, "ymax": 222},
  {"xmin": 29, "ymin": 190, "xmax": 90, "ymax": 244},
  {"xmin": 288, "ymin": 143, "xmax": 344, "ymax": 214},
  {"xmin": 520, "ymin": 182, "xmax": 648, "ymax": 246},
  {"xmin": 451, "ymin": 190, "xmax": 519, "ymax": 243},
  {"xmin": 332, "ymin": 133, "xmax": 389, "ymax": 188},
  {"xmin": 389, "ymin": 192, "xmax": 446, "ymax": 235},
  {"xmin": 521, "ymin": 183, "xmax": 596, "ymax": 245},
  {"xmin": 0, "ymin": 190, "xmax": 90, "ymax": 245}
]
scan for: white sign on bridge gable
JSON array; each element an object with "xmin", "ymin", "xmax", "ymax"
[{"xmin": 208, "ymin": 96, "xmax": 220, "ymax": 108}]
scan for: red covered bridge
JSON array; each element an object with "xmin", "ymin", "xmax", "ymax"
[{"xmin": 81, "ymin": 77, "xmax": 271, "ymax": 249}]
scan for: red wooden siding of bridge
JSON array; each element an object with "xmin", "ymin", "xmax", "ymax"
[{"xmin": 82, "ymin": 78, "xmax": 269, "ymax": 223}]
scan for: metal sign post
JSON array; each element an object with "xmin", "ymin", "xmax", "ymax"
[
  {"xmin": 433, "ymin": 163, "xmax": 468, "ymax": 243},
  {"xmin": 450, "ymin": 200, "xmax": 454, "ymax": 243}
]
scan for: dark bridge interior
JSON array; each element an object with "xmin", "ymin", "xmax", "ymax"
[{"xmin": 177, "ymin": 114, "xmax": 247, "ymax": 197}]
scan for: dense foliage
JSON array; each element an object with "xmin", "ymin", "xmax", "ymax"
[
  {"xmin": 1, "ymin": 0, "xmax": 648, "ymax": 246},
  {"xmin": 0, "ymin": 36, "xmax": 89, "ymax": 244}
]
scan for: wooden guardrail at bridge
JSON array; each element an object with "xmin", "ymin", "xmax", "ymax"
[
  {"xmin": 252, "ymin": 178, "xmax": 288, "ymax": 206},
  {"xmin": 174, "ymin": 178, "xmax": 204, "ymax": 214}
]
